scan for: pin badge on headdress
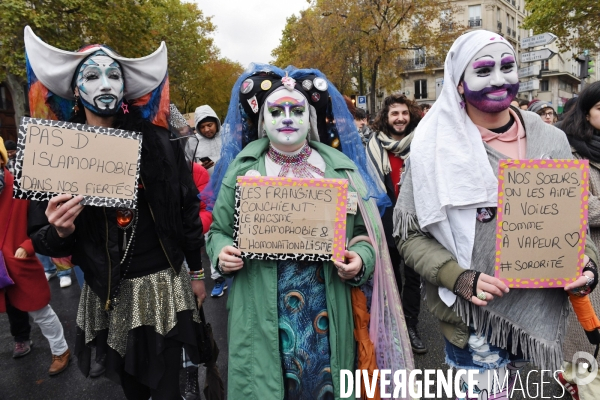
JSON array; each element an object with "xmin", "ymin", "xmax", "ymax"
[
  {"xmin": 241, "ymin": 79, "xmax": 254, "ymax": 94},
  {"xmin": 313, "ymin": 77, "xmax": 328, "ymax": 91},
  {"xmin": 302, "ymin": 79, "xmax": 313, "ymax": 91},
  {"xmin": 248, "ymin": 95, "xmax": 259, "ymax": 113},
  {"xmin": 312, "ymin": 92, "xmax": 321, "ymax": 102},
  {"xmin": 260, "ymin": 80, "xmax": 272, "ymax": 91},
  {"xmin": 282, "ymin": 73, "xmax": 296, "ymax": 91}
]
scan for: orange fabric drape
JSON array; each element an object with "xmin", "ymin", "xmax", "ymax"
[
  {"xmin": 351, "ymin": 287, "xmax": 380, "ymax": 400},
  {"xmin": 569, "ymin": 293, "xmax": 600, "ymax": 331}
]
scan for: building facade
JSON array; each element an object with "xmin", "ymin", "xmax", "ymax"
[{"xmin": 386, "ymin": 0, "xmax": 597, "ymax": 113}]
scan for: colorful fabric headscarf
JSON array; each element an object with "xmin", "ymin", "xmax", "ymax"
[
  {"xmin": 24, "ymin": 26, "xmax": 170, "ymax": 128},
  {"xmin": 203, "ymin": 63, "xmax": 391, "ymax": 212}
]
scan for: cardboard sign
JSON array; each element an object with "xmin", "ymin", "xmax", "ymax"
[
  {"xmin": 13, "ymin": 117, "xmax": 142, "ymax": 208},
  {"xmin": 234, "ymin": 176, "xmax": 349, "ymax": 261},
  {"xmin": 495, "ymin": 159, "xmax": 589, "ymax": 288}
]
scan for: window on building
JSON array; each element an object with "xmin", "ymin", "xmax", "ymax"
[
  {"xmin": 415, "ymin": 79, "xmax": 428, "ymax": 99},
  {"xmin": 414, "ymin": 49, "xmax": 426, "ymax": 67},
  {"xmin": 412, "ymin": 14, "xmax": 422, "ymax": 28},
  {"xmin": 558, "ymin": 80, "xmax": 573, "ymax": 93},
  {"xmin": 440, "ymin": 10, "xmax": 452, "ymax": 31},
  {"xmin": 540, "ymin": 80, "xmax": 549, "ymax": 91},
  {"xmin": 541, "ymin": 59, "xmax": 549, "ymax": 71},
  {"xmin": 468, "ymin": 5, "xmax": 482, "ymax": 27}
]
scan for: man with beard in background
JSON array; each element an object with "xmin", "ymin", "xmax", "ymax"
[{"xmin": 366, "ymin": 93, "xmax": 426, "ymax": 354}]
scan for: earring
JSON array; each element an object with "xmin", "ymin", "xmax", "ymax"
[
  {"xmin": 262, "ymin": 129, "xmax": 267, "ymax": 136},
  {"xmin": 73, "ymin": 93, "xmax": 80, "ymax": 114}
]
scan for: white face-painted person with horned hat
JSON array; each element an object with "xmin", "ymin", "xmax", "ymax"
[
  {"xmin": 205, "ymin": 64, "xmax": 414, "ymax": 399},
  {"xmin": 24, "ymin": 27, "xmax": 207, "ymax": 399},
  {"xmin": 393, "ymin": 30, "xmax": 599, "ymax": 398}
]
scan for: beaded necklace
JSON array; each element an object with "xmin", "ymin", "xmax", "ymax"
[
  {"xmin": 267, "ymin": 143, "xmax": 324, "ymax": 178},
  {"xmin": 107, "ymin": 209, "xmax": 138, "ymax": 309}
]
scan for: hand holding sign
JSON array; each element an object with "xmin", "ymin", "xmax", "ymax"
[
  {"xmin": 333, "ymin": 250, "xmax": 363, "ymax": 280},
  {"xmin": 46, "ymin": 194, "xmax": 85, "ymax": 238},
  {"xmin": 471, "ymin": 273, "xmax": 510, "ymax": 306},
  {"xmin": 564, "ymin": 255, "xmax": 595, "ymax": 293},
  {"xmin": 218, "ymin": 245, "xmax": 243, "ymax": 273}
]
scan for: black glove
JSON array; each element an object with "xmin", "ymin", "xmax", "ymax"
[{"xmin": 453, "ymin": 270, "xmax": 481, "ymax": 302}]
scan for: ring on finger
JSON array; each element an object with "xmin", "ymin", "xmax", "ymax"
[{"xmin": 477, "ymin": 291, "xmax": 487, "ymax": 301}]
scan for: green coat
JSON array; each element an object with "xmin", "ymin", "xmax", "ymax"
[{"xmin": 207, "ymin": 138, "xmax": 375, "ymax": 399}]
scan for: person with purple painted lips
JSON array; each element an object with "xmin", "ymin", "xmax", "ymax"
[{"xmin": 394, "ymin": 30, "xmax": 599, "ymax": 399}]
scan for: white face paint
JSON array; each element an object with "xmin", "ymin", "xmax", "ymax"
[
  {"xmin": 461, "ymin": 43, "xmax": 519, "ymax": 113},
  {"xmin": 263, "ymin": 89, "xmax": 310, "ymax": 151},
  {"xmin": 75, "ymin": 52, "xmax": 124, "ymax": 115}
]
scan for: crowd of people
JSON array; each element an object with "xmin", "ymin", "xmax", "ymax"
[{"xmin": 2, "ymin": 26, "xmax": 600, "ymax": 400}]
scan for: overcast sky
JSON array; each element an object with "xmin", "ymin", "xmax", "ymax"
[{"xmin": 191, "ymin": 0, "xmax": 308, "ymax": 67}]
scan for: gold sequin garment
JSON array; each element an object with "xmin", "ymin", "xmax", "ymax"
[{"xmin": 76, "ymin": 267, "xmax": 200, "ymax": 357}]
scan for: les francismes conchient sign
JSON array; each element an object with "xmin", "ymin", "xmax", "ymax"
[{"xmin": 234, "ymin": 176, "xmax": 349, "ymax": 262}]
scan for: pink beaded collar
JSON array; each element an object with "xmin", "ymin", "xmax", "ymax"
[{"xmin": 267, "ymin": 143, "xmax": 325, "ymax": 178}]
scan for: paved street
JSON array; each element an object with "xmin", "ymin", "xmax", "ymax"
[{"xmin": 1, "ymin": 252, "xmax": 568, "ymax": 399}]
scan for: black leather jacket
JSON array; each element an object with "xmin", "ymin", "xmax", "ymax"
[{"xmin": 28, "ymin": 125, "xmax": 204, "ymax": 309}]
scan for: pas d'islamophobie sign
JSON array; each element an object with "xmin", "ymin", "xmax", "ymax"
[
  {"xmin": 495, "ymin": 159, "xmax": 589, "ymax": 288},
  {"xmin": 13, "ymin": 117, "xmax": 142, "ymax": 208},
  {"xmin": 234, "ymin": 176, "xmax": 349, "ymax": 262}
]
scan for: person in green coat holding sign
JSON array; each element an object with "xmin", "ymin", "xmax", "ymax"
[{"xmin": 205, "ymin": 65, "xmax": 414, "ymax": 399}]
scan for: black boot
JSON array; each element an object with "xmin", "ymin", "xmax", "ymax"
[
  {"xmin": 184, "ymin": 366, "xmax": 200, "ymax": 400},
  {"xmin": 89, "ymin": 354, "xmax": 106, "ymax": 378},
  {"xmin": 407, "ymin": 325, "xmax": 427, "ymax": 354}
]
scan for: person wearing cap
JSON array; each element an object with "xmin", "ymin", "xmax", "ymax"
[
  {"xmin": 206, "ymin": 65, "xmax": 413, "ymax": 399},
  {"xmin": 394, "ymin": 30, "xmax": 599, "ymax": 398},
  {"xmin": 185, "ymin": 105, "xmax": 222, "ymax": 175},
  {"xmin": 23, "ymin": 27, "xmax": 206, "ymax": 399},
  {"xmin": 183, "ymin": 104, "xmax": 228, "ymax": 299},
  {"xmin": 0, "ymin": 136, "xmax": 70, "ymax": 375},
  {"xmin": 528, "ymin": 101, "xmax": 558, "ymax": 124}
]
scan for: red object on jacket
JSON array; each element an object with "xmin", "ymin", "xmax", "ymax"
[
  {"xmin": 0, "ymin": 168, "xmax": 50, "ymax": 312},
  {"xmin": 192, "ymin": 162, "xmax": 213, "ymax": 234},
  {"xmin": 387, "ymin": 151, "xmax": 404, "ymax": 199}
]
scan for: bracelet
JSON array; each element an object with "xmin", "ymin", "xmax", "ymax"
[
  {"xmin": 583, "ymin": 258, "xmax": 598, "ymax": 292},
  {"xmin": 188, "ymin": 270, "xmax": 205, "ymax": 280}
]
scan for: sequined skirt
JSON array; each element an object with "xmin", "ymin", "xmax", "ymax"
[{"xmin": 75, "ymin": 266, "xmax": 203, "ymax": 387}]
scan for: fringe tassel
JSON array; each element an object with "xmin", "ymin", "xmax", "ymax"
[
  {"xmin": 393, "ymin": 209, "xmax": 422, "ymax": 242},
  {"xmin": 453, "ymin": 297, "xmax": 569, "ymax": 372}
]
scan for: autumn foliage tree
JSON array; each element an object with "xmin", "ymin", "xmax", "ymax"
[
  {"xmin": 272, "ymin": 0, "xmax": 465, "ymax": 113},
  {"xmin": 523, "ymin": 0, "xmax": 600, "ymax": 54},
  {"xmin": 0, "ymin": 0, "xmax": 241, "ymax": 125}
]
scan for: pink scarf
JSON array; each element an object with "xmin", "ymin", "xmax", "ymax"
[{"xmin": 477, "ymin": 108, "xmax": 526, "ymax": 159}]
